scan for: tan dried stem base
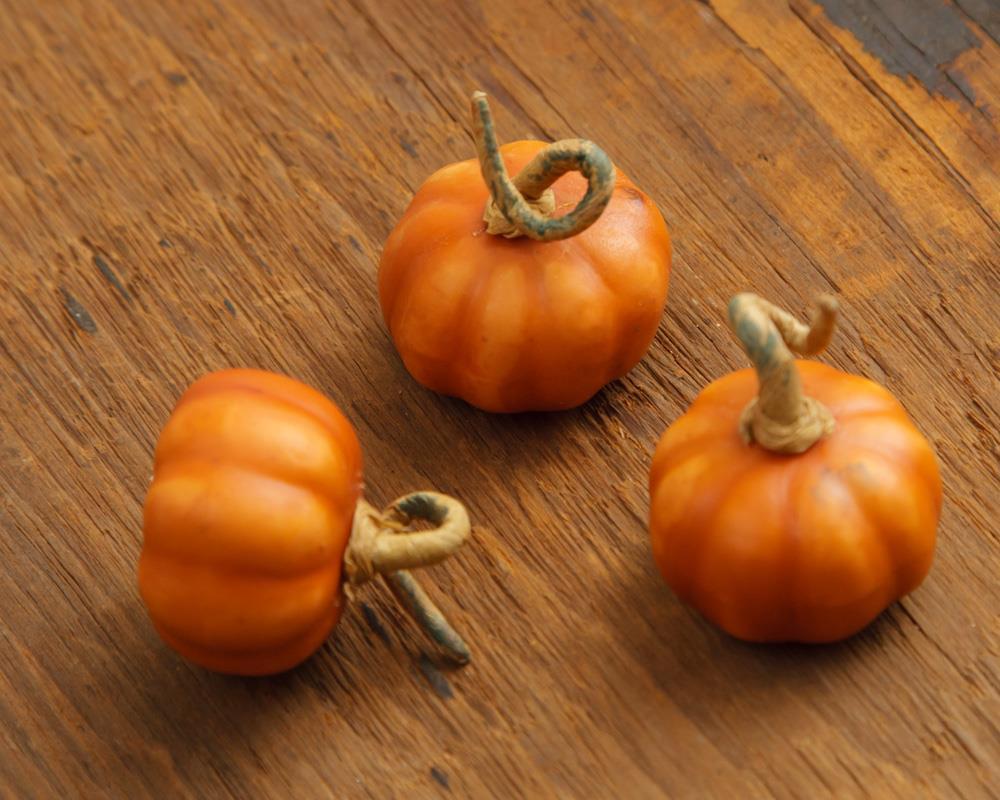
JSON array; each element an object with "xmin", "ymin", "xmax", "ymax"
[
  {"xmin": 738, "ymin": 396, "xmax": 835, "ymax": 454},
  {"xmin": 728, "ymin": 293, "xmax": 840, "ymax": 454},
  {"xmin": 345, "ymin": 492, "xmax": 472, "ymax": 664},
  {"xmin": 484, "ymin": 189, "xmax": 555, "ymax": 237},
  {"xmin": 470, "ymin": 90, "xmax": 614, "ymax": 242}
]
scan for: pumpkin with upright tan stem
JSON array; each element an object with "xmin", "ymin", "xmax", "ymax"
[
  {"xmin": 649, "ymin": 295, "xmax": 942, "ymax": 643},
  {"xmin": 138, "ymin": 368, "xmax": 473, "ymax": 676},
  {"xmin": 378, "ymin": 91, "xmax": 671, "ymax": 413}
]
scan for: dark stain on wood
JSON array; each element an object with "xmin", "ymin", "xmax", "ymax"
[
  {"xmin": 430, "ymin": 766, "xmax": 451, "ymax": 790},
  {"xmin": 814, "ymin": 0, "xmax": 981, "ymax": 98},
  {"xmin": 347, "ymin": 235, "xmax": 363, "ymax": 253},
  {"xmin": 218, "ymin": 211, "xmax": 274, "ymax": 275},
  {"xmin": 222, "ymin": 298, "xmax": 236, "ymax": 316},
  {"xmin": 417, "ymin": 653, "xmax": 453, "ymax": 700},
  {"xmin": 249, "ymin": 252, "xmax": 271, "ymax": 275},
  {"xmin": 251, "ymin": 252, "xmax": 272, "ymax": 275},
  {"xmin": 158, "ymin": 237, "xmax": 172, "ymax": 248},
  {"xmin": 93, "ymin": 254, "xmax": 132, "ymax": 303},
  {"xmin": 952, "ymin": 0, "xmax": 1000, "ymax": 44},
  {"xmin": 59, "ymin": 288, "xmax": 97, "ymax": 333},
  {"xmin": 946, "ymin": 69, "xmax": 981, "ymax": 108},
  {"xmin": 398, "ymin": 135, "xmax": 418, "ymax": 158},
  {"xmin": 359, "ymin": 601, "xmax": 392, "ymax": 647},
  {"xmin": 164, "ymin": 71, "xmax": 189, "ymax": 86}
]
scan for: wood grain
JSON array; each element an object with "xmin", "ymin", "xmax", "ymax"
[{"xmin": 1, "ymin": 0, "xmax": 997, "ymax": 796}]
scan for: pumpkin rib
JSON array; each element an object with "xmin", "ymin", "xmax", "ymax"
[
  {"xmin": 178, "ymin": 370, "xmax": 355, "ymax": 437},
  {"xmin": 824, "ymin": 395, "xmax": 905, "ymax": 422},
  {"xmin": 417, "ymin": 161, "xmax": 482, "ymax": 205},
  {"xmin": 835, "ymin": 464, "xmax": 904, "ymax": 609},
  {"xmin": 452, "ymin": 259, "xmax": 531, "ymax": 411},
  {"xmin": 139, "ymin": 549, "xmax": 341, "ymax": 614},
  {"xmin": 649, "ymin": 425, "xmax": 724, "ymax": 490},
  {"xmin": 149, "ymin": 606, "xmax": 340, "ymax": 658},
  {"xmin": 697, "ymin": 460, "xmax": 798, "ymax": 641},
  {"xmin": 449, "ymin": 249, "xmax": 497, "ymax": 404},
  {"xmin": 689, "ymin": 371, "xmax": 758, "ymax": 415},
  {"xmin": 531, "ymin": 248, "xmax": 622, "ymax": 408},
  {"xmin": 574, "ymin": 245, "xmax": 626, "ymax": 387},
  {"xmin": 388, "ymin": 248, "xmax": 483, "ymax": 393},
  {"xmin": 153, "ymin": 444, "xmax": 358, "ymax": 513},
  {"xmin": 153, "ymin": 598, "xmax": 342, "ymax": 675},
  {"xmin": 565, "ymin": 184, "xmax": 669, "ymax": 296},
  {"xmin": 380, "ymin": 199, "xmax": 480, "ymax": 326},
  {"xmin": 572, "ymin": 235, "xmax": 616, "ymax": 298},
  {"xmin": 801, "ymin": 365, "xmax": 902, "ymax": 419},
  {"xmin": 139, "ymin": 551, "xmax": 341, "ymax": 652},
  {"xmin": 516, "ymin": 247, "xmax": 550, "ymax": 410},
  {"xmin": 784, "ymin": 459, "xmax": 847, "ymax": 640},
  {"xmin": 159, "ymin": 386, "xmax": 361, "ymax": 464},
  {"xmin": 775, "ymin": 463, "xmax": 803, "ymax": 641},
  {"xmin": 377, "ymin": 229, "xmax": 411, "ymax": 326},
  {"xmin": 786, "ymin": 459, "xmax": 813, "ymax": 641},
  {"xmin": 829, "ymin": 412, "xmax": 938, "ymax": 477},
  {"xmin": 831, "ymin": 406, "xmax": 908, "ymax": 423},
  {"xmin": 831, "ymin": 447, "xmax": 938, "ymax": 597},
  {"xmin": 154, "ymin": 422, "xmax": 360, "ymax": 513},
  {"xmin": 608, "ymin": 266, "xmax": 667, "ymax": 383},
  {"xmin": 140, "ymin": 540, "xmax": 341, "ymax": 582},
  {"xmin": 649, "ymin": 472, "xmax": 703, "ymax": 601},
  {"xmin": 143, "ymin": 466, "xmax": 348, "ymax": 577},
  {"xmin": 656, "ymin": 446, "xmax": 751, "ymax": 604},
  {"xmin": 377, "ymin": 236, "xmax": 407, "ymax": 327},
  {"xmin": 571, "ymin": 186, "xmax": 659, "ymax": 296}
]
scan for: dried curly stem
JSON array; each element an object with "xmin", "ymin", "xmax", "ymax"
[
  {"xmin": 345, "ymin": 492, "xmax": 472, "ymax": 664},
  {"xmin": 470, "ymin": 90, "xmax": 615, "ymax": 241},
  {"xmin": 727, "ymin": 293, "xmax": 840, "ymax": 454}
]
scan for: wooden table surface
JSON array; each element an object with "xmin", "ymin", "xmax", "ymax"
[{"xmin": 1, "ymin": 0, "xmax": 998, "ymax": 797}]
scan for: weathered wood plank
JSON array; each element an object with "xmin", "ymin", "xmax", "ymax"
[{"xmin": 0, "ymin": 0, "xmax": 996, "ymax": 796}]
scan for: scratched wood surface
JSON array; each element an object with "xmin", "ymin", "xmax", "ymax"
[{"xmin": 1, "ymin": 0, "xmax": 998, "ymax": 797}]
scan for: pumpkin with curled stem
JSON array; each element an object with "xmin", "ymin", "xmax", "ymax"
[
  {"xmin": 378, "ymin": 92, "xmax": 671, "ymax": 413},
  {"xmin": 649, "ymin": 295, "xmax": 942, "ymax": 643},
  {"xmin": 138, "ymin": 368, "xmax": 473, "ymax": 675}
]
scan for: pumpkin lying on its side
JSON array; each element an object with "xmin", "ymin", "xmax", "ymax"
[{"xmin": 138, "ymin": 368, "xmax": 472, "ymax": 675}]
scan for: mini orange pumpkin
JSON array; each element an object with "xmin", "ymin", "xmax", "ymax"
[
  {"xmin": 649, "ymin": 295, "xmax": 941, "ymax": 643},
  {"xmin": 138, "ymin": 368, "xmax": 472, "ymax": 675},
  {"xmin": 379, "ymin": 92, "xmax": 671, "ymax": 412}
]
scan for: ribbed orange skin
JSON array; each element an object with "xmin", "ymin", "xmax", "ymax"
[
  {"xmin": 379, "ymin": 140, "xmax": 671, "ymax": 413},
  {"xmin": 649, "ymin": 363, "xmax": 942, "ymax": 643},
  {"xmin": 138, "ymin": 369, "xmax": 363, "ymax": 675}
]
